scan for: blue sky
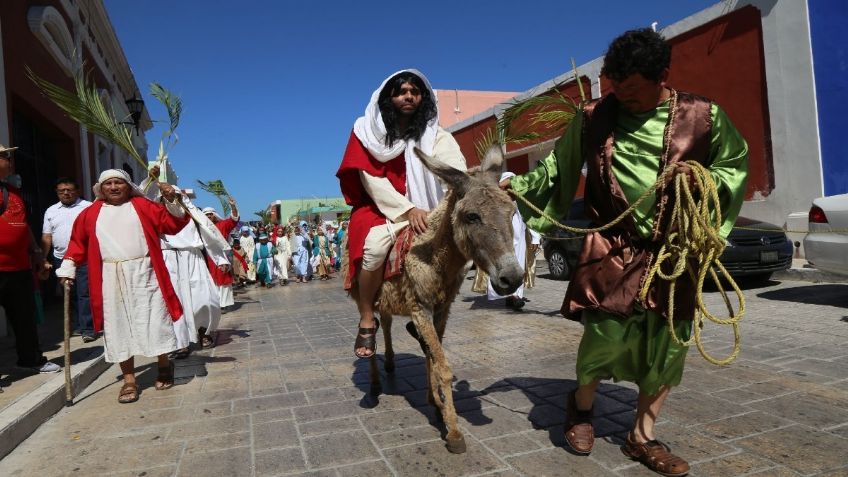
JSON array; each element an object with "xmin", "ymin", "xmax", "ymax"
[{"xmin": 104, "ymin": 0, "xmax": 717, "ymax": 219}]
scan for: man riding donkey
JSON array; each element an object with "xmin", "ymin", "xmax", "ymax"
[
  {"xmin": 336, "ymin": 69, "xmax": 466, "ymax": 359},
  {"xmin": 501, "ymin": 29, "xmax": 748, "ymax": 476}
]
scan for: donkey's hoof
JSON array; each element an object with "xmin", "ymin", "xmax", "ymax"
[{"xmin": 446, "ymin": 435, "xmax": 467, "ymax": 454}]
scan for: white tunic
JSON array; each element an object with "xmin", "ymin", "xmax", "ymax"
[
  {"xmin": 274, "ymin": 235, "xmax": 291, "ymax": 280},
  {"xmin": 96, "ymin": 202, "xmax": 178, "ymax": 363},
  {"xmin": 163, "ymin": 221, "xmax": 221, "ymax": 346},
  {"xmin": 487, "ymin": 208, "xmax": 540, "ymax": 300},
  {"xmin": 240, "ymin": 236, "xmax": 256, "ymax": 281}
]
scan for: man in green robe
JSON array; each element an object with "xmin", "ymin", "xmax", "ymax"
[{"xmin": 502, "ymin": 29, "xmax": 748, "ymax": 476}]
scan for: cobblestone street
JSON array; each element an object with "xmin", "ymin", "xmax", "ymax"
[{"xmin": 1, "ymin": 270, "xmax": 846, "ymax": 476}]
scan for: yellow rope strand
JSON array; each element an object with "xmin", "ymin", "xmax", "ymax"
[{"xmin": 508, "ymin": 160, "xmax": 745, "ymax": 366}]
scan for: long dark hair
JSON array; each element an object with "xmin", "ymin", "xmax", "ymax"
[{"xmin": 377, "ymin": 72, "xmax": 437, "ymax": 147}]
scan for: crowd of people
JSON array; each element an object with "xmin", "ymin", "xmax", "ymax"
[{"xmin": 230, "ymin": 220, "xmax": 347, "ymax": 288}]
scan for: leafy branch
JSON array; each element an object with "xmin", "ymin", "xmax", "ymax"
[
  {"xmin": 197, "ymin": 179, "xmax": 231, "ymax": 216},
  {"xmin": 26, "ymin": 64, "xmax": 146, "ymax": 169}
]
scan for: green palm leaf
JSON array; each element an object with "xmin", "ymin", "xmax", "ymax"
[
  {"xmin": 474, "ymin": 58, "xmax": 586, "ymax": 158},
  {"xmin": 26, "ymin": 65, "xmax": 146, "ymax": 169},
  {"xmin": 149, "ymin": 82, "xmax": 182, "ymax": 147},
  {"xmin": 197, "ymin": 179, "xmax": 231, "ymax": 216}
]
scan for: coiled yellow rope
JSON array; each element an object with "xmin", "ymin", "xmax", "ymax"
[{"xmin": 508, "ymin": 160, "xmax": 745, "ymax": 365}]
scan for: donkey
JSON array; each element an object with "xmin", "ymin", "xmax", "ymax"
[{"xmin": 345, "ymin": 145, "xmax": 523, "ymax": 454}]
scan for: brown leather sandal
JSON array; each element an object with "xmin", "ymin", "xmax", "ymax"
[
  {"xmin": 353, "ymin": 317, "xmax": 380, "ymax": 359},
  {"xmin": 118, "ymin": 382, "xmax": 139, "ymax": 403},
  {"xmin": 564, "ymin": 390, "xmax": 594, "ymax": 454},
  {"xmin": 198, "ymin": 327, "xmax": 215, "ymax": 349},
  {"xmin": 154, "ymin": 362, "xmax": 175, "ymax": 391},
  {"xmin": 622, "ymin": 433, "xmax": 690, "ymax": 477}
]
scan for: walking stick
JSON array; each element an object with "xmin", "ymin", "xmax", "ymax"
[{"xmin": 63, "ymin": 281, "xmax": 74, "ymax": 405}]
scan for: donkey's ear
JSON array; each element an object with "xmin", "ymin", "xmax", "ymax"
[
  {"xmin": 480, "ymin": 144, "xmax": 504, "ymax": 174},
  {"xmin": 414, "ymin": 147, "xmax": 469, "ymax": 191}
]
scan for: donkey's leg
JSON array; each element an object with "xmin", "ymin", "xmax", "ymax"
[
  {"xmin": 382, "ymin": 313, "xmax": 395, "ymax": 374},
  {"xmin": 411, "ymin": 305, "xmax": 466, "ymax": 454}
]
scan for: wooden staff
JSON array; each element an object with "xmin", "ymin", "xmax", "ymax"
[{"xmin": 63, "ymin": 281, "xmax": 74, "ymax": 405}]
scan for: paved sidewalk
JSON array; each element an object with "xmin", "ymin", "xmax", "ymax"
[{"xmin": 0, "ymin": 271, "xmax": 846, "ymax": 476}]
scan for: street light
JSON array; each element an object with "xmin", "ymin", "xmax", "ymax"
[{"xmin": 123, "ymin": 93, "xmax": 144, "ymax": 135}]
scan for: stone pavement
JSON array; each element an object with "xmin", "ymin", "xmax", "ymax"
[{"xmin": 0, "ymin": 269, "xmax": 846, "ymax": 476}]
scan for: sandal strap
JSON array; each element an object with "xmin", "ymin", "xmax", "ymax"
[
  {"xmin": 625, "ymin": 435, "xmax": 689, "ymax": 476},
  {"xmin": 119, "ymin": 382, "xmax": 137, "ymax": 394}
]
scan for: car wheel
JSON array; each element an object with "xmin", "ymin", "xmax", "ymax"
[{"xmin": 548, "ymin": 250, "xmax": 569, "ymax": 280}]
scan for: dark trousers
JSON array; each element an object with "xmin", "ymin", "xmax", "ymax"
[
  {"xmin": 0, "ymin": 270, "xmax": 44, "ymax": 367},
  {"xmin": 51, "ymin": 255, "xmax": 93, "ymax": 336}
]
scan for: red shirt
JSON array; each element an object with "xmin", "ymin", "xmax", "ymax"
[
  {"xmin": 335, "ymin": 131, "xmax": 406, "ymax": 289},
  {"xmin": 0, "ymin": 185, "xmax": 32, "ymax": 271}
]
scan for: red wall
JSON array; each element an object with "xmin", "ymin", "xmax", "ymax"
[
  {"xmin": 454, "ymin": 6, "xmax": 771, "ymax": 202},
  {"xmin": 665, "ymin": 5, "xmax": 772, "ymax": 199},
  {"xmin": 2, "ymin": 0, "xmax": 81, "ymax": 179},
  {"xmin": 452, "ymin": 115, "xmax": 498, "ymax": 168}
]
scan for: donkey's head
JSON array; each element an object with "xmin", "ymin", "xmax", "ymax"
[{"xmin": 414, "ymin": 145, "xmax": 524, "ymax": 296}]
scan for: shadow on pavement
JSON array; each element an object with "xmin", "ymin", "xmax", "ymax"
[
  {"xmin": 351, "ymin": 352, "xmax": 639, "ymax": 449},
  {"xmin": 214, "ymin": 328, "xmax": 251, "ymax": 346},
  {"xmin": 756, "ymin": 283, "xmax": 848, "ymax": 308},
  {"xmin": 477, "ymin": 377, "xmax": 636, "ymax": 448}
]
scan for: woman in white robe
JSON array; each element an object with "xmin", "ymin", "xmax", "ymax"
[{"xmin": 239, "ymin": 228, "xmax": 256, "ymax": 282}]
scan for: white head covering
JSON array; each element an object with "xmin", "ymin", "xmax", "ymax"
[
  {"xmin": 500, "ymin": 171, "xmax": 515, "ymax": 182},
  {"xmin": 202, "ymin": 206, "xmax": 223, "ymax": 221},
  {"xmin": 93, "ymin": 169, "xmax": 144, "ymax": 201},
  {"xmin": 353, "ymin": 69, "xmax": 444, "ymax": 211}
]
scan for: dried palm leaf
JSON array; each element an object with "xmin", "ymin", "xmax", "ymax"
[{"xmin": 26, "ymin": 65, "xmax": 146, "ymax": 169}]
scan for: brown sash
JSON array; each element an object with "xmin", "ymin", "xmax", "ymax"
[{"xmin": 562, "ymin": 90, "xmax": 713, "ymax": 321}]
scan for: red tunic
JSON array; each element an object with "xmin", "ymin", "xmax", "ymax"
[
  {"xmin": 64, "ymin": 197, "xmax": 191, "ymax": 332},
  {"xmin": 206, "ymin": 217, "xmax": 238, "ymax": 286},
  {"xmin": 335, "ymin": 131, "xmax": 406, "ymax": 289}
]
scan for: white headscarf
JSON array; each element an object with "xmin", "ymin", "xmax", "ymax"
[
  {"xmin": 202, "ymin": 206, "xmax": 223, "ymax": 221},
  {"xmin": 353, "ymin": 69, "xmax": 444, "ymax": 211},
  {"xmin": 93, "ymin": 169, "xmax": 145, "ymax": 201}
]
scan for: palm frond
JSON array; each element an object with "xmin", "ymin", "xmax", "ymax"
[
  {"xmin": 498, "ymin": 92, "xmax": 579, "ymax": 143},
  {"xmin": 26, "ymin": 65, "xmax": 146, "ymax": 169},
  {"xmin": 149, "ymin": 82, "xmax": 182, "ymax": 145},
  {"xmin": 473, "ymin": 126, "xmax": 503, "ymax": 163},
  {"xmin": 254, "ymin": 210, "xmax": 271, "ymax": 224},
  {"xmin": 197, "ymin": 179, "xmax": 231, "ymax": 215}
]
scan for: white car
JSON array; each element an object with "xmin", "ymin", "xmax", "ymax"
[{"xmin": 803, "ymin": 193, "xmax": 848, "ymax": 276}]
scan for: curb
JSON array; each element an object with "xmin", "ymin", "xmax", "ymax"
[
  {"xmin": 773, "ymin": 267, "xmax": 848, "ymax": 284},
  {"xmin": 0, "ymin": 347, "xmax": 110, "ymax": 460}
]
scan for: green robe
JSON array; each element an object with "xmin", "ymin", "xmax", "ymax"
[{"xmin": 510, "ymin": 101, "xmax": 748, "ymax": 395}]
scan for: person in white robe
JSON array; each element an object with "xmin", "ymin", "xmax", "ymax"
[
  {"xmin": 239, "ymin": 227, "xmax": 257, "ymax": 282},
  {"xmin": 56, "ymin": 169, "xmax": 186, "ymax": 403},
  {"xmin": 273, "ymin": 227, "xmax": 291, "ymax": 285},
  {"xmin": 487, "ymin": 172, "xmax": 541, "ymax": 310},
  {"xmin": 140, "ymin": 169, "xmax": 230, "ymax": 354}
]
